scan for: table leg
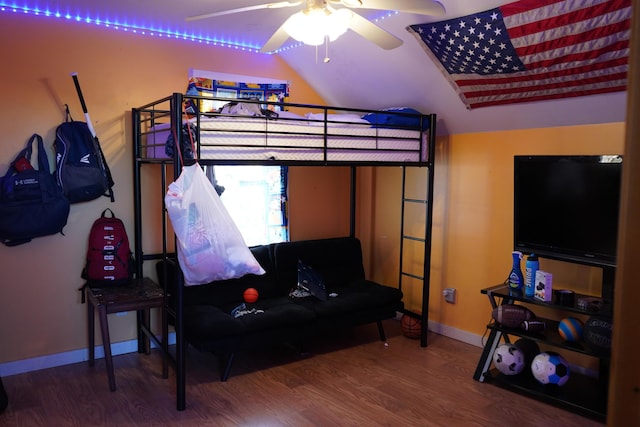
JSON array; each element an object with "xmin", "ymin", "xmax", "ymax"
[
  {"xmin": 162, "ymin": 301, "xmax": 169, "ymax": 379},
  {"xmin": 97, "ymin": 305, "xmax": 116, "ymax": 392},
  {"xmin": 88, "ymin": 297, "xmax": 95, "ymax": 367},
  {"xmin": 137, "ymin": 309, "xmax": 152, "ymax": 354}
]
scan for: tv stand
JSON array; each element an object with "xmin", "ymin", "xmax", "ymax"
[
  {"xmin": 601, "ymin": 266, "xmax": 615, "ymax": 312},
  {"xmin": 473, "ymin": 281, "xmax": 612, "ymax": 422}
]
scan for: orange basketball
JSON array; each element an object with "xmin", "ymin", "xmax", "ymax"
[
  {"xmin": 400, "ymin": 314, "xmax": 422, "ymax": 339},
  {"xmin": 243, "ymin": 288, "xmax": 259, "ymax": 303}
]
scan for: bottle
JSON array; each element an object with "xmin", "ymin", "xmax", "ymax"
[
  {"xmin": 508, "ymin": 251, "xmax": 525, "ymax": 291},
  {"xmin": 524, "ymin": 254, "xmax": 539, "ymax": 298}
]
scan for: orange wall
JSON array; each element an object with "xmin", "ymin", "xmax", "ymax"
[
  {"xmin": 0, "ymin": 12, "xmax": 627, "ymax": 369},
  {"xmin": 0, "ymin": 12, "xmax": 339, "ymax": 364},
  {"xmin": 368, "ymin": 124, "xmax": 625, "ymax": 338}
]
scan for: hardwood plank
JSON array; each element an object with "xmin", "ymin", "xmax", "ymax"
[{"xmin": 0, "ymin": 320, "xmax": 605, "ymax": 426}]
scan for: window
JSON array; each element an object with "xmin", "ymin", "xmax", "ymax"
[{"xmin": 211, "ymin": 165, "xmax": 288, "ymax": 247}]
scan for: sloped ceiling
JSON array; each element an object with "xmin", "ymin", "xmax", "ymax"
[{"xmin": 9, "ymin": 0, "xmax": 628, "ymax": 135}]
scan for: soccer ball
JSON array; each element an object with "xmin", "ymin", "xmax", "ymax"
[
  {"xmin": 531, "ymin": 351, "xmax": 571, "ymax": 386},
  {"xmin": 493, "ymin": 343, "xmax": 525, "ymax": 375}
]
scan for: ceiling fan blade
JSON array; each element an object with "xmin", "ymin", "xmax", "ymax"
[
  {"xmin": 348, "ymin": 11, "xmax": 403, "ymax": 50},
  {"xmin": 260, "ymin": 22, "xmax": 291, "ymax": 53},
  {"xmin": 332, "ymin": 0, "xmax": 445, "ymax": 16},
  {"xmin": 186, "ymin": 1, "xmax": 302, "ymax": 22}
]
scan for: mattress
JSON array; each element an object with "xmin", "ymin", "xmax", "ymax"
[{"xmin": 143, "ymin": 116, "xmax": 427, "ymax": 163}]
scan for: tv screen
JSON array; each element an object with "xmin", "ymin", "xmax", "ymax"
[{"xmin": 514, "ymin": 155, "xmax": 622, "ymax": 268}]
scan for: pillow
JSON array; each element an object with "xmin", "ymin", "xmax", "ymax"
[
  {"xmin": 305, "ymin": 113, "xmax": 370, "ymax": 124},
  {"xmin": 296, "ymin": 260, "xmax": 327, "ymax": 301},
  {"xmin": 362, "ymin": 107, "xmax": 428, "ymax": 130},
  {"xmin": 220, "ymin": 101, "xmax": 264, "ymax": 116},
  {"xmin": 276, "ymin": 111, "xmax": 307, "ymax": 120}
]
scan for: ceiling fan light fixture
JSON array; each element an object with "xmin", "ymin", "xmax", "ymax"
[{"xmin": 283, "ymin": 8, "xmax": 351, "ymax": 46}]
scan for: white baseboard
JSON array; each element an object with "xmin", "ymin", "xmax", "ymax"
[
  {"xmin": 427, "ymin": 319, "xmax": 484, "ymax": 348},
  {"xmin": 0, "ymin": 321, "xmax": 596, "ymax": 379},
  {"xmin": 0, "ymin": 333, "xmax": 176, "ymax": 377}
]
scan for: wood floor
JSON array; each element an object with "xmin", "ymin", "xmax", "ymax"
[{"xmin": 0, "ymin": 319, "xmax": 605, "ymax": 427}]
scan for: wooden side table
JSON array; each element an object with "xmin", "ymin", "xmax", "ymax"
[{"xmin": 86, "ymin": 277, "xmax": 168, "ymax": 391}]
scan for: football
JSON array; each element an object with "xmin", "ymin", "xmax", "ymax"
[
  {"xmin": 531, "ymin": 351, "xmax": 571, "ymax": 386},
  {"xmin": 491, "ymin": 304, "xmax": 535, "ymax": 328},
  {"xmin": 493, "ymin": 343, "xmax": 525, "ymax": 376}
]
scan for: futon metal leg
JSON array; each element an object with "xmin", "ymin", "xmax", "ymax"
[
  {"xmin": 220, "ymin": 353, "xmax": 234, "ymax": 382},
  {"xmin": 377, "ymin": 320, "xmax": 387, "ymax": 342}
]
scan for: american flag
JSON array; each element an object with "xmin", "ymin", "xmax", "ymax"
[{"xmin": 408, "ymin": 0, "xmax": 632, "ymax": 109}]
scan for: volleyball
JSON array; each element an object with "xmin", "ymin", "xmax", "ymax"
[{"xmin": 558, "ymin": 317, "xmax": 583, "ymax": 342}]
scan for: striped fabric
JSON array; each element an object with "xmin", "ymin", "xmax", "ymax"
[{"xmin": 408, "ymin": 0, "xmax": 631, "ymax": 109}]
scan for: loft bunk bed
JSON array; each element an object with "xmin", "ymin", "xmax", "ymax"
[{"xmin": 132, "ymin": 93, "xmax": 437, "ymax": 410}]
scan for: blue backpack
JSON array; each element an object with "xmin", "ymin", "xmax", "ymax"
[{"xmin": 54, "ymin": 106, "xmax": 114, "ymax": 203}]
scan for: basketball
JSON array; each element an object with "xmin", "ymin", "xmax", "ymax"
[
  {"xmin": 400, "ymin": 314, "xmax": 422, "ymax": 339},
  {"xmin": 243, "ymin": 287, "xmax": 259, "ymax": 303},
  {"xmin": 583, "ymin": 316, "xmax": 613, "ymax": 354},
  {"xmin": 558, "ymin": 317, "xmax": 584, "ymax": 342}
]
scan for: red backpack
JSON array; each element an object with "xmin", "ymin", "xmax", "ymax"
[{"xmin": 82, "ymin": 208, "xmax": 134, "ymax": 287}]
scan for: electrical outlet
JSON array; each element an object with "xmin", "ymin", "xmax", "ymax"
[{"xmin": 443, "ymin": 288, "xmax": 456, "ymax": 304}]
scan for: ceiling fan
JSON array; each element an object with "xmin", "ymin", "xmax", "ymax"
[{"xmin": 186, "ymin": 0, "xmax": 446, "ymax": 53}]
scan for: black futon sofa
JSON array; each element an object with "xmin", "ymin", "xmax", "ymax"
[{"xmin": 158, "ymin": 236, "xmax": 404, "ymax": 381}]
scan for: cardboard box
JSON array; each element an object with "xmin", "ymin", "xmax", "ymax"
[{"xmin": 535, "ymin": 270, "xmax": 553, "ymax": 302}]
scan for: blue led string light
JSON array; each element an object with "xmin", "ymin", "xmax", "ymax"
[{"xmin": 0, "ymin": 3, "xmax": 397, "ymax": 54}]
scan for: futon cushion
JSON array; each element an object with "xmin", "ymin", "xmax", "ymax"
[
  {"xmin": 291, "ymin": 279, "xmax": 403, "ymax": 317},
  {"xmin": 156, "ymin": 244, "xmax": 278, "ymax": 308},
  {"xmin": 274, "ymin": 237, "xmax": 365, "ymax": 294},
  {"xmin": 226, "ymin": 296, "xmax": 316, "ymax": 332},
  {"xmin": 185, "ymin": 297, "xmax": 316, "ymax": 341}
]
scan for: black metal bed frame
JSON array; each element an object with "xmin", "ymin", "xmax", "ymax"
[{"xmin": 132, "ymin": 93, "xmax": 437, "ymax": 410}]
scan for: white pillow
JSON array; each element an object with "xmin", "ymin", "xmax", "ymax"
[
  {"xmin": 277, "ymin": 111, "xmax": 307, "ymax": 120},
  {"xmin": 305, "ymin": 113, "xmax": 370, "ymax": 124}
]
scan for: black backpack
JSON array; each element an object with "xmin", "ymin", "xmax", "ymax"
[{"xmin": 54, "ymin": 106, "xmax": 114, "ymax": 203}]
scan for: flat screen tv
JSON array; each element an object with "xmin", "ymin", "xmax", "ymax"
[{"xmin": 514, "ymin": 155, "xmax": 623, "ymax": 268}]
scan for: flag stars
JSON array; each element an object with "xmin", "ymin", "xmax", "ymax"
[{"xmin": 413, "ymin": 8, "xmax": 525, "ymax": 76}]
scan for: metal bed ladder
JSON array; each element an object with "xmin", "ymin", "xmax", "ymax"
[{"xmin": 398, "ymin": 165, "xmax": 435, "ymax": 348}]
